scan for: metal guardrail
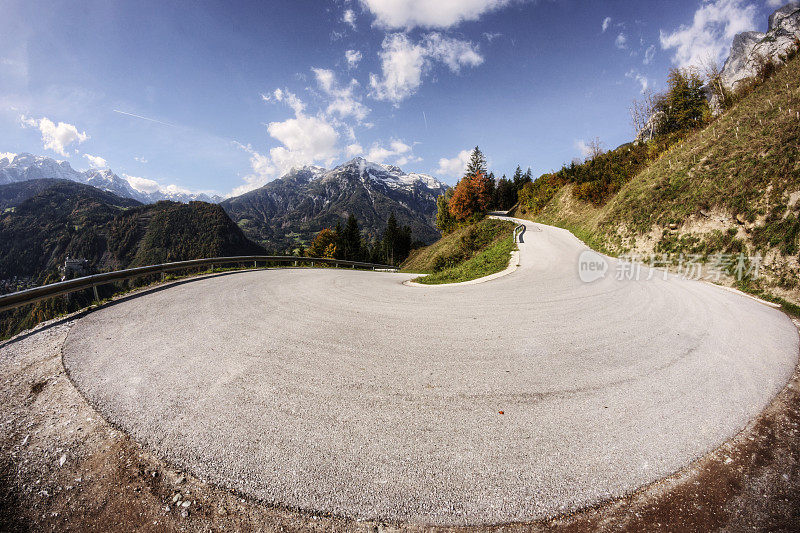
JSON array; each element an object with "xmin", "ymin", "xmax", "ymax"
[
  {"xmin": 513, "ymin": 224, "xmax": 525, "ymax": 243},
  {"xmin": 0, "ymin": 256, "xmax": 397, "ymax": 313}
]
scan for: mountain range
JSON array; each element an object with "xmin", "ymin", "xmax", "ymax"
[
  {"xmin": 1, "ymin": 153, "xmax": 449, "ymax": 252},
  {"xmin": 0, "ymin": 153, "xmax": 223, "ymax": 204},
  {"xmin": 221, "ymin": 157, "xmax": 448, "ymax": 251},
  {"xmin": 0, "ymin": 179, "xmax": 263, "ymax": 285}
]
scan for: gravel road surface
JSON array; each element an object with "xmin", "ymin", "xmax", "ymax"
[{"xmin": 62, "ymin": 218, "xmax": 799, "ymax": 525}]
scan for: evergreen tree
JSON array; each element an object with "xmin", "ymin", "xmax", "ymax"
[
  {"xmin": 380, "ymin": 212, "xmax": 413, "ymax": 266},
  {"xmin": 512, "ymin": 165, "xmax": 524, "ymax": 188},
  {"xmin": 465, "ymin": 146, "xmax": 487, "ymax": 178},
  {"xmin": 383, "ymin": 212, "xmax": 399, "ymax": 265},
  {"xmin": 492, "ymin": 173, "xmax": 518, "ymax": 210},
  {"xmin": 334, "ymin": 221, "xmax": 344, "ymax": 259},
  {"xmin": 342, "ymin": 214, "xmax": 361, "ymax": 260},
  {"xmin": 487, "ymin": 171, "xmax": 497, "ymax": 207},
  {"xmin": 523, "ymin": 167, "xmax": 533, "ymax": 184}
]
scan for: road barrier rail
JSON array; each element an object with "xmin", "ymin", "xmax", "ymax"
[
  {"xmin": 0, "ymin": 255, "xmax": 397, "ymax": 313},
  {"xmin": 513, "ymin": 224, "xmax": 525, "ymax": 243}
]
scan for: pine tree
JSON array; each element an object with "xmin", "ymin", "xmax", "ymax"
[
  {"xmin": 465, "ymin": 146, "xmax": 487, "ymax": 178},
  {"xmin": 342, "ymin": 214, "xmax": 361, "ymax": 260},
  {"xmin": 523, "ymin": 168, "xmax": 533, "ymax": 184},
  {"xmin": 512, "ymin": 165, "xmax": 524, "ymax": 187},
  {"xmin": 383, "ymin": 212, "xmax": 399, "ymax": 265}
]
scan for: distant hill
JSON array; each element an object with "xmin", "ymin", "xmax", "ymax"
[
  {"xmin": 221, "ymin": 157, "xmax": 449, "ymax": 251},
  {"xmin": 0, "ymin": 178, "xmax": 94, "ymax": 211},
  {"xmin": 0, "ymin": 180, "xmax": 263, "ymax": 283},
  {"xmin": 0, "ymin": 153, "xmax": 223, "ymax": 204}
]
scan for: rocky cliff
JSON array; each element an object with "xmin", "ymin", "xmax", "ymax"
[{"xmin": 719, "ymin": 1, "xmax": 800, "ymax": 92}]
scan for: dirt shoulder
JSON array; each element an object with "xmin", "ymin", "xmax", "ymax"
[{"xmin": 1, "ymin": 306, "xmax": 799, "ymax": 532}]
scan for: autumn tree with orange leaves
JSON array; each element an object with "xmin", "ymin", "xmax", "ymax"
[
  {"xmin": 449, "ymin": 171, "xmax": 492, "ymax": 222},
  {"xmin": 446, "ymin": 147, "xmax": 492, "ymax": 222},
  {"xmin": 305, "ymin": 228, "xmax": 338, "ymax": 258}
]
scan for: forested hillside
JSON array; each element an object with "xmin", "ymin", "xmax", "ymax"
[{"xmin": 0, "ymin": 180, "xmax": 264, "ymax": 338}]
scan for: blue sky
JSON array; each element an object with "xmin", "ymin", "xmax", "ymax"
[{"xmin": 0, "ymin": 0, "xmax": 782, "ymax": 196}]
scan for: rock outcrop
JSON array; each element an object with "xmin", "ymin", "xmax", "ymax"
[
  {"xmin": 719, "ymin": 1, "xmax": 800, "ymax": 93},
  {"xmin": 637, "ymin": 1, "xmax": 800, "ymax": 138}
]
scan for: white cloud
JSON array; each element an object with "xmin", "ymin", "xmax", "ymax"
[
  {"xmin": 19, "ymin": 115, "xmax": 88, "ymax": 156},
  {"xmin": 134, "ymin": 156, "xmax": 148, "ymax": 163},
  {"xmin": 0, "ymin": 152, "xmax": 16, "ymax": 163},
  {"xmin": 369, "ymin": 33, "xmax": 483, "ymax": 103},
  {"xmin": 232, "ymin": 143, "xmax": 277, "ymax": 196},
  {"xmin": 615, "ymin": 33, "xmax": 628, "ymax": 49},
  {"xmin": 360, "ymin": 0, "xmax": 513, "ymax": 30},
  {"xmin": 234, "ymin": 89, "xmax": 342, "ymax": 195},
  {"xmin": 366, "ymin": 139, "xmax": 413, "ymax": 163},
  {"xmin": 263, "ymin": 88, "xmax": 306, "ymax": 115},
  {"xmin": 267, "ymin": 114, "xmax": 339, "ymax": 171},
  {"xmin": 425, "ymin": 32, "xmax": 484, "ymax": 71},
  {"xmin": 660, "ymin": 0, "xmax": 757, "ymax": 68},
  {"xmin": 435, "ymin": 149, "xmax": 470, "ymax": 177},
  {"xmin": 626, "ymin": 69, "xmax": 650, "ymax": 93},
  {"xmin": 369, "ymin": 34, "xmax": 427, "ymax": 102},
  {"xmin": 345, "ymin": 49, "xmax": 363, "ymax": 68},
  {"xmin": 644, "ymin": 44, "xmax": 656, "ymax": 65},
  {"xmin": 124, "ymin": 174, "xmax": 196, "ymax": 196},
  {"xmin": 346, "ymin": 143, "xmax": 364, "ymax": 157},
  {"xmin": 312, "ymin": 67, "xmax": 370, "ymax": 122},
  {"xmin": 343, "ymin": 8, "xmax": 357, "ymax": 29},
  {"xmin": 124, "ymin": 174, "xmax": 162, "ymax": 194},
  {"xmin": 83, "ymin": 154, "xmax": 108, "ymax": 168},
  {"xmin": 602, "ymin": 16, "xmax": 612, "ymax": 33},
  {"xmin": 766, "ymin": 0, "xmax": 783, "ymax": 7}
]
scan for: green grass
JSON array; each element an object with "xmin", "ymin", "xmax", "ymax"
[
  {"xmin": 415, "ymin": 233, "xmax": 516, "ymax": 284},
  {"xmin": 401, "ymin": 218, "xmax": 516, "ymax": 284}
]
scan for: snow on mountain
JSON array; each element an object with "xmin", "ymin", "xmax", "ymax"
[
  {"xmin": 0, "ymin": 153, "xmax": 223, "ymax": 204},
  {"xmin": 324, "ymin": 157, "xmax": 448, "ymax": 194},
  {"xmin": 221, "ymin": 157, "xmax": 449, "ymax": 250}
]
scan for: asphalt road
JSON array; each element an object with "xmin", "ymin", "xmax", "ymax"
[{"xmin": 62, "ymin": 218, "xmax": 799, "ymax": 525}]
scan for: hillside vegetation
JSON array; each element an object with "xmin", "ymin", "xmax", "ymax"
[
  {"xmin": 0, "ymin": 180, "xmax": 264, "ymax": 338},
  {"xmin": 402, "ymin": 218, "xmax": 516, "ymax": 284},
  {"xmin": 516, "ymin": 53, "xmax": 800, "ymax": 305}
]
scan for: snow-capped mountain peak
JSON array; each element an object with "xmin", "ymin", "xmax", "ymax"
[
  {"xmin": 328, "ymin": 157, "xmax": 448, "ymax": 193},
  {"xmin": 0, "ymin": 153, "xmax": 222, "ymax": 204}
]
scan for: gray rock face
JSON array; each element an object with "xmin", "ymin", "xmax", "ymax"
[{"xmin": 719, "ymin": 1, "xmax": 800, "ymax": 92}]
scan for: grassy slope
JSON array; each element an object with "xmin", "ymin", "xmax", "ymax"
[
  {"xmin": 401, "ymin": 218, "xmax": 516, "ymax": 284},
  {"xmin": 516, "ymin": 54, "xmax": 800, "ymax": 304}
]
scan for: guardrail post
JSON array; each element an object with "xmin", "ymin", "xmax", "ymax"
[
  {"xmin": 92, "ymin": 285, "xmax": 99, "ymax": 302},
  {"xmin": 254, "ymin": 260, "xmax": 257, "ymax": 268}
]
